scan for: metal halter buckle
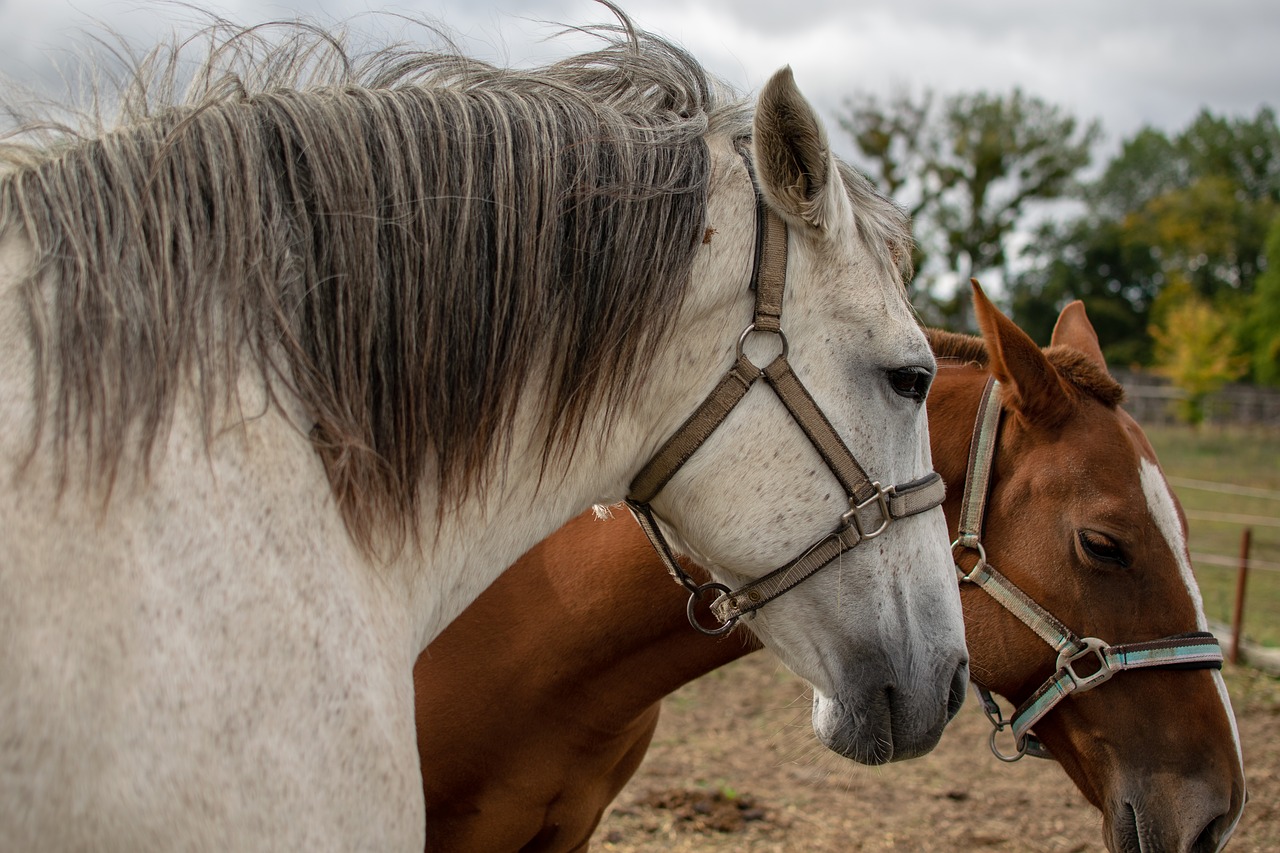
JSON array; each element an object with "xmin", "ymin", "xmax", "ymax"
[
  {"xmin": 843, "ymin": 482, "xmax": 891, "ymax": 539},
  {"xmin": 1056, "ymin": 637, "xmax": 1115, "ymax": 693}
]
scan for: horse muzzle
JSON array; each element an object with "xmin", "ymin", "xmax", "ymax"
[{"xmin": 811, "ymin": 654, "xmax": 969, "ymax": 765}]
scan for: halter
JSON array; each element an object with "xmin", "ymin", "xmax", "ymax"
[
  {"xmin": 624, "ymin": 150, "xmax": 946, "ymax": 637},
  {"xmin": 953, "ymin": 378, "xmax": 1224, "ymax": 762}
]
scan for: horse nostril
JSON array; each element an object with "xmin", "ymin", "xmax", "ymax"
[
  {"xmin": 1191, "ymin": 809, "xmax": 1234, "ymax": 853},
  {"xmin": 946, "ymin": 658, "xmax": 969, "ymax": 721}
]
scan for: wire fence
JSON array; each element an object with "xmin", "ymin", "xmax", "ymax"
[{"xmin": 1173, "ymin": 476, "xmax": 1279, "ymax": 657}]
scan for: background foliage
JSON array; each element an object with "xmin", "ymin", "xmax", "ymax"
[{"xmin": 837, "ymin": 92, "xmax": 1280, "ymax": 406}]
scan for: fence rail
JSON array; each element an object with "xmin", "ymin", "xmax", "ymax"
[
  {"xmin": 1112, "ymin": 368, "xmax": 1280, "ymax": 427},
  {"xmin": 1191, "ymin": 551, "xmax": 1280, "ymax": 573},
  {"xmin": 1167, "ymin": 477, "xmax": 1280, "ymax": 501}
]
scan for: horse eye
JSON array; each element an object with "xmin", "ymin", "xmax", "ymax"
[
  {"xmin": 1077, "ymin": 530, "xmax": 1129, "ymax": 568},
  {"xmin": 887, "ymin": 367, "xmax": 933, "ymax": 401}
]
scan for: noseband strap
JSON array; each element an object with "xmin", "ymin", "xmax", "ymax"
[
  {"xmin": 625, "ymin": 150, "xmax": 945, "ymax": 636},
  {"xmin": 953, "ymin": 378, "xmax": 1223, "ymax": 762}
]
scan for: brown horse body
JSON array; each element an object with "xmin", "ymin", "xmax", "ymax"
[
  {"xmin": 415, "ymin": 289, "xmax": 1245, "ymax": 853},
  {"xmin": 416, "ymin": 515, "xmax": 742, "ymax": 852}
]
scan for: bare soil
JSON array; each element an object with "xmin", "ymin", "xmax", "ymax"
[{"xmin": 591, "ymin": 654, "xmax": 1280, "ymax": 852}]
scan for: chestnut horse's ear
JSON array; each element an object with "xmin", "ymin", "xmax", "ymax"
[
  {"xmin": 753, "ymin": 66, "xmax": 841, "ymax": 231},
  {"xmin": 1050, "ymin": 300, "xmax": 1108, "ymax": 370},
  {"xmin": 971, "ymin": 280, "xmax": 1072, "ymax": 428}
]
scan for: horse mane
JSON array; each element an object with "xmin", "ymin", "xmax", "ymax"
[
  {"xmin": 0, "ymin": 15, "xmax": 759, "ymax": 552},
  {"xmin": 927, "ymin": 328, "xmax": 1126, "ymax": 408}
]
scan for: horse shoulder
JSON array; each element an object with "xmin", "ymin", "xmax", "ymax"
[{"xmin": 0, "ymin": 350, "xmax": 424, "ymax": 849}]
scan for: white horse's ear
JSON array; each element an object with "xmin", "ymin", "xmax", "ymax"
[{"xmin": 752, "ymin": 67, "xmax": 843, "ymax": 231}]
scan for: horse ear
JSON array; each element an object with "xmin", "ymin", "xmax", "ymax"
[
  {"xmin": 752, "ymin": 67, "xmax": 841, "ymax": 231},
  {"xmin": 1050, "ymin": 300, "xmax": 1108, "ymax": 370},
  {"xmin": 971, "ymin": 280, "xmax": 1073, "ymax": 428}
]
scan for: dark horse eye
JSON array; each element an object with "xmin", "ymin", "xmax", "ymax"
[
  {"xmin": 887, "ymin": 367, "xmax": 933, "ymax": 401},
  {"xmin": 1078, "ymin": 530, "xmax": 1130, "ymax": 568}
]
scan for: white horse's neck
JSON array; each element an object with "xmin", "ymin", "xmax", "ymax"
[{"xmin": 403, "ymin": 146, "xmax": 758, "ymax": 650}]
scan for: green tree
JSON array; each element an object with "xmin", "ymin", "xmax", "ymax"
[
  {"xmin": 837, "ymin": 88, "xmax": 1101, "ymax": 329},
  {"xmin": 836, "ymin": 88, "xmax": 935, "ymax": 215},
  {"xmin": 1239, "ymin": 217, "xmax": 1280, "ymax": 385},
  {"xmin": 836, "ymin": 89, "xmax": 936, "ymax": 281},
  {"xmin": 1008, "ymin": 215, "xmax": 1162, "ymax": 365},
  {"xmin": 1010, "ymin": 107, "xmax": 1280, "ymax": 374}
]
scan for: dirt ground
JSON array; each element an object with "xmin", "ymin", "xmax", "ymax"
[{"xmin": 590, "ymin": 654, "xmax": 1280, "ymax": 852}]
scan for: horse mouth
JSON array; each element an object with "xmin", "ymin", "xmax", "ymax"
[
  {"xmin": 810, "ymin": 687, "xmax": 950, "ymax": 766},
  {"xmin": 1110, "ymin": 802, "xmax": 1142, "ymax": 853}
]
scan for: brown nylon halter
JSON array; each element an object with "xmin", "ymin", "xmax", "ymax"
[{"xmin": 624, "ymin": 149, "xmax": 946, "ymax": 636}]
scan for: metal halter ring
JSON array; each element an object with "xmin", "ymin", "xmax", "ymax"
[
  {"xmin": 736, "ymin": 323, "xmax": 788, "ymax": 365},
  {"xmin": 951, "ymin": 538, "xmax": 988, "ymax": 582},
  {"xmin": 989, "ymin": 725, "xmax": 1030, "ymax": 763},
  {"xmin": 686, "ymin": 581, "xmax": 737, "ymax": 636}
]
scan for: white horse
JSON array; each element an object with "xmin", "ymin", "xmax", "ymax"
[{"xmin": 0, "ymin": 13, "xmax": 966, "ymax": 851}]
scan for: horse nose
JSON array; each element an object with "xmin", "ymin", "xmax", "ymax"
[
  {"xmin": 1190, "ymin": 805, "xmax": 1241, "ymax": 853},
  {"xmin": 945, "ymin": 658, "xmax": 968, "ymax": 722},
  {"xmin": 1114, "ymin": 785, "xmax": 1241, "ymax": 853}
]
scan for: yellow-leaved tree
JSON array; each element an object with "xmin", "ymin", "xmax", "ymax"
[{"xmin": 1150, "ymin": 283, "xmax": 1249, "ymax": 425}]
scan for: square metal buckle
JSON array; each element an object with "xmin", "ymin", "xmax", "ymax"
[
  {"xmin": 843, "ymin": 482, "xmax": 891, "ymax": 540},
  {"xmin": 1056, "ymin": 637, "xmax": 1115, "ymax": 693}
]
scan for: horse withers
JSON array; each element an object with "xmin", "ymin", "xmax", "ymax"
[
  {"xmin": 414, "ymin": 284, "xmax": 1245, "ymax": 853},
  {"xmin": 0, "ymin": 10, "xmax": 963, "ymax": 851}
]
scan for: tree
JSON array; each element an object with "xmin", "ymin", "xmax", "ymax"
[
  {"xmin": 836, "ymin": 88, "xmax": 934, "ymax": 216},
  {"xmin": 1239, "ymin": 217, "xmax": 1280, "ymax": 385},
  {"xmin": 837, "ymin": 88, "xmax": 1101, "ymax": 329},
  {"xmin": 1008, "ymin": 216, "xmax": 1162, "ymax": 365},
  {"xmin": 1009, "ymin": 107, "xmax": 1280, "ymax": 374},
  {"xmin": 836, "ymin": 89, "xmax": 937, "ymax": 283},
  {"xmin": 1149, "ymin": 287, "xmax": 1248, "ymax": 425}
]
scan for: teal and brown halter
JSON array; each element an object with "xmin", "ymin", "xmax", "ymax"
[
  {"xmin": 953, "ymin": 378, "xmax": 1224, "ymax": 761},
  {"xmin": 625, "ymin": 150, "xmax": 946, "ymax": 636}
]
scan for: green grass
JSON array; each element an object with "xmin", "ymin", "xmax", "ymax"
[{"xmin": 1144, "ymin": 425, "xmax": 1280, "ymax": 647}]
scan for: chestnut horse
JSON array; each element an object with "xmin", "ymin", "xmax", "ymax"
[{"xmin": 415, "ymin": 284, "xmax": 1245, "ymax": 853}]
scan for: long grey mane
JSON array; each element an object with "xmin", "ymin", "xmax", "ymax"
[
  {"xmin": 0, "ymin": 12, "xmax": 910, "ymax": 553},
  {"xmin": 0, "ymin": 14, "xmax": 760, "ymax": 550}
]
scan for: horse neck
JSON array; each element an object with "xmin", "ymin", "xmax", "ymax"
[
  {"xmin": 423, "ymin": 511, "xmax": 757, "ymax": 728},
  {"xmin": 407, "ymin": 147, "xmax": 758, "ymax": 651}
]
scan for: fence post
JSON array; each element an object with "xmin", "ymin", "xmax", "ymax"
[{"xmin": 1230, "ymin": 528, "xmax": 1252, "ymax": 665}]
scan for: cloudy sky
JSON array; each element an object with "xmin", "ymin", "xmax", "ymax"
[{"xmin": 4, "ymin": 0, "xmax": 1277, "ymax": 163}]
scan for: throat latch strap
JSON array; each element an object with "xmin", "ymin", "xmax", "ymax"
[{"xmin": 708, "ymin": 474, "xmax": 945, "ymax": 625}]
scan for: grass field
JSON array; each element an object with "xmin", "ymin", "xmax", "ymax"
[{"xmin": 1144, "ymin": 425, "xmax": 1280, "ymax": 647}]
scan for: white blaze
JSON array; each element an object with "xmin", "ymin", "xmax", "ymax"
[
  {"xmin": 1139, "ymin": 457, "xmax": 1245, "ymax": 848},
  {"xmin": 1139, "ymin": 458, "xmax": 1208, "ymax": 631}
]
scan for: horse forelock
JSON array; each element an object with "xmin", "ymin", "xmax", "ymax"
[
  {"xmin": 928, "ymin": 329, "xmax": 1125, "ymax": 409},
  {"xmin": 0, "ymin": 16, "xmax": 750, "ymax": 554}
]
